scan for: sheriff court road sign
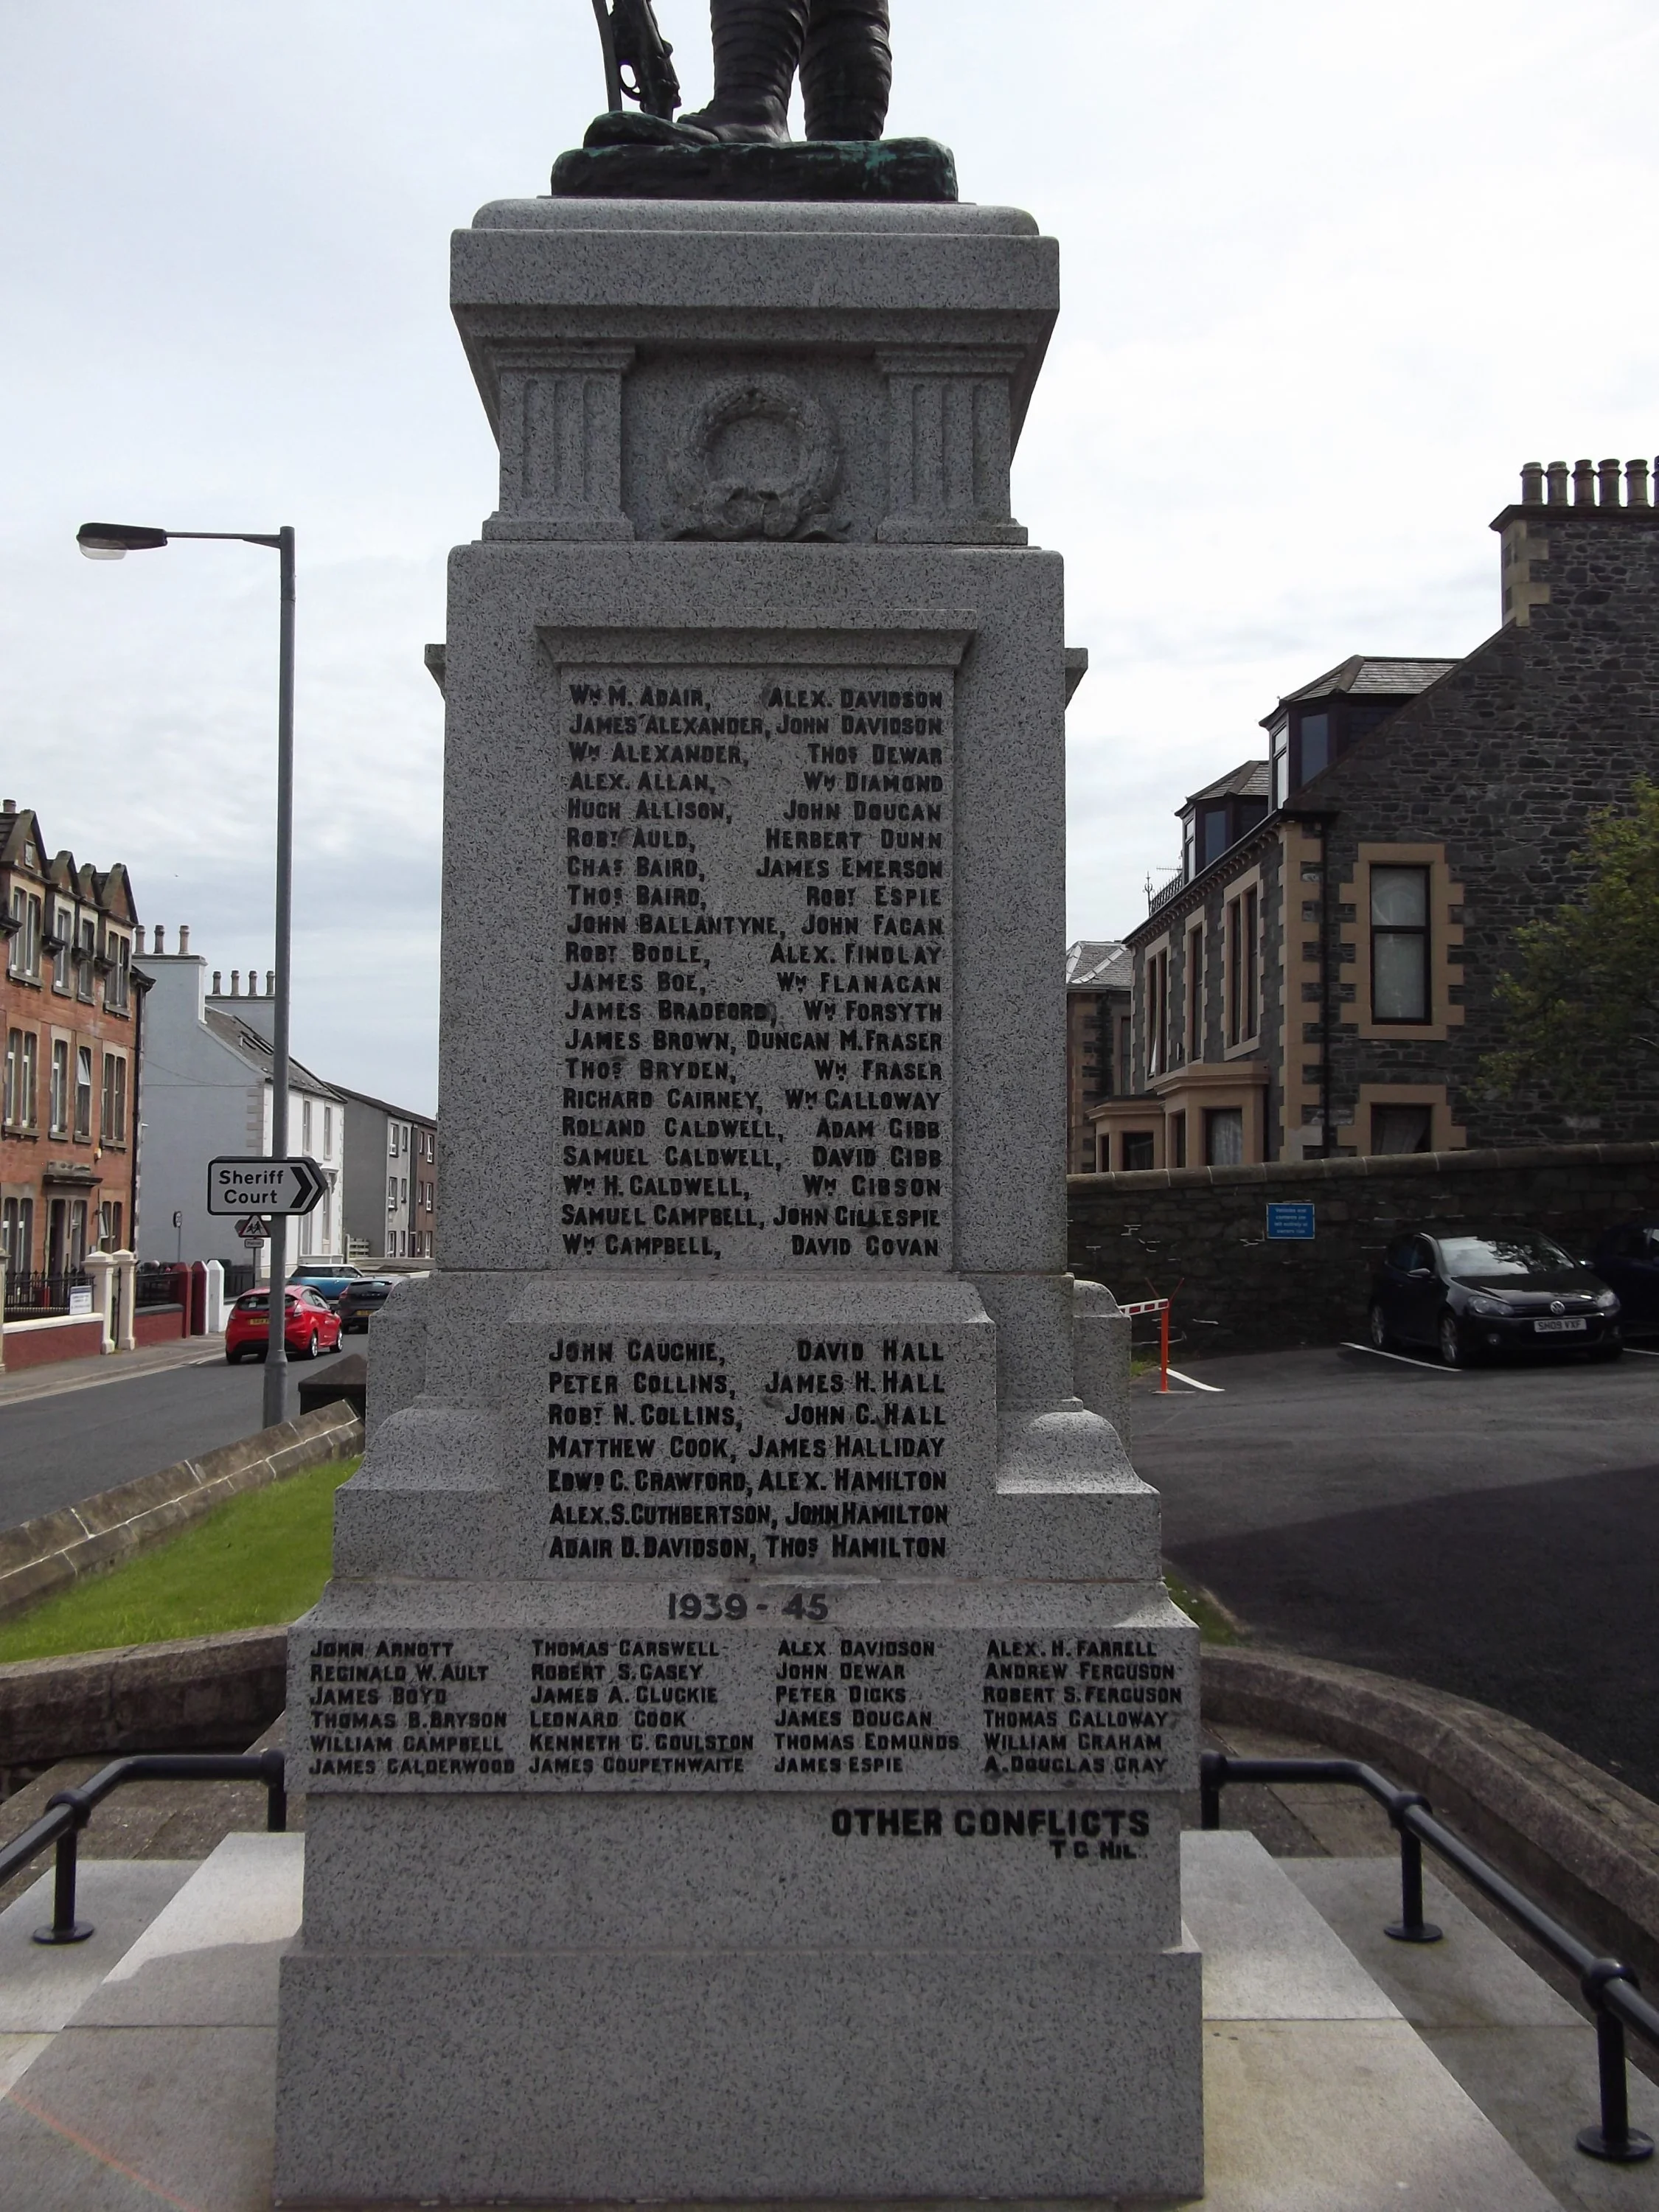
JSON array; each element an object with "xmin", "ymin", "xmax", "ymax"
[{"xmin": 207, "ymin": 1156, "xmax": 327, "ymax": 1217}]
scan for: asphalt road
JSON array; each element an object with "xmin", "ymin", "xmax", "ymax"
[
  {"xmin": 1136, "ymin": 1342, "xmax": 1659, "ymax": 1803},
  {"xmin": 0, "ymin": 1354, "xmax": 296, "ymax": 1532}
]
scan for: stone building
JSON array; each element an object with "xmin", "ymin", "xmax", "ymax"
[
  {"xmin": 334, "ymin": 1086, "xmax": 437, "ymax": 1262},
  {"xmin": 1, "ymin": 800, "xmax": 141, "ymax": 1298},
  {"xmin": 1063, "ymin": 939, "xmax": 1129, "ymax": 1169},
  {"xmin": 1090, "ymin": 457, "xmax": 1659, "ymax": 1168},
  {"xmin": 133, "ymin": 931, "xmax": 346, "ymax": 1270}
]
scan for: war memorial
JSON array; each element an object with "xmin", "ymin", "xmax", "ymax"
[{"xmin": 270, "ymin": 0, "xmax": 1205, "ymax": 2200}]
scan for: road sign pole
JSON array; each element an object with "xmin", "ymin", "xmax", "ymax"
[{"xmin": 262, "ymin": 526, "xmax": 296, "ymax": 1432}]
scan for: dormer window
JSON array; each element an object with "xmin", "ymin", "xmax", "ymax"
[{"xmin": 1297, "ymin": 711, "xmax": 1331, "ymax": 784}]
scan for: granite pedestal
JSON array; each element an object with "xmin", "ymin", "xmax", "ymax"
[{"xmin": 274, "ymin": 193, "xmax": 1203, "ymax": 2205}]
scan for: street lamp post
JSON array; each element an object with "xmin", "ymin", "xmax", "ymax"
[{"xmin": 77, "ymin": 521, "xmax": 298, "ymax": 1429}]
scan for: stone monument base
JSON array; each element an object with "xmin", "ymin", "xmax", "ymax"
[
  {"xmin": 551, "ymin": 133, "xmax": 957, "ymax": 201},
  {"xmin": 276, "ymin": 1787, "xmax": 1200, "ymax": 2205}
]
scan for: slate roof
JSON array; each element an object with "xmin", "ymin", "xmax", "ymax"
[
  {"xmin": 202, "ymin": 1006, "xmax": 341, "ymax": 1099},
  {"xmin": 1065, "ymin": 939, "xmax": 1131, "ymax": 990},
  {"xmin": 1266, "ymin": 655, "xmax": 1459, "ymax": 720},
  {"xmin": 1184, "ymin": 760, "xmax": 1270, "ymax": 808}
]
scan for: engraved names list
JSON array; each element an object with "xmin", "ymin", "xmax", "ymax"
[{"xmin": 560, "ymin": 664, "xmax": 953, "ymax": 1270}]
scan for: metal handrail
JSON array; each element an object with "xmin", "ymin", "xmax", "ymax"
[
  {"xmin": 1201, "ymin": 1750, "xmax": 1658, "ymax": 2165},
  {"xmin": 0, "ymin": 1751, "xmax": 286, "ymax": 1947}
]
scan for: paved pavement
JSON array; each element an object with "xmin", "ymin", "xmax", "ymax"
[
  {"xmin": 1135, "ymin": 1342, "xmax": 1659, "ymax": 1804},
  {"xmin": 0, "ymin": 1352, "xmax": 329, "ymax": 1534}
]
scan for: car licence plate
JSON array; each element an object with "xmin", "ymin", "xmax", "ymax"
[{"xmin": 1533, "ymin": 1317, "xmax": 1587, "ymax": 1334}]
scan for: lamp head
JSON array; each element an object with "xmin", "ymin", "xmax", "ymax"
[{"xmin": 77, "ymin": 522, "xmax": 170, "ymax": 560}]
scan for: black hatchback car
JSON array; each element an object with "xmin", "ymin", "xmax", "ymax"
[
  {"xmin": 336, "ymin": 1276, "xmax": 395, "ymax": 1333},
  {"xmin": 1368, "ymin": 1230, "xmax": 1622, "ymax": 1366},
  {"xmin": 1589, "ymin": 1222, "xmax": 1659, "ymax": 1337}
]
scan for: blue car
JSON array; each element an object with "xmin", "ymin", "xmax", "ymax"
[
  {"xmin": 287, "ymin": 1264, "xmax": 368, "ymax": 1307},
  {"xmin": 1590, "ymin": 1222, "xmax": 1659, "ymax": 1337}
]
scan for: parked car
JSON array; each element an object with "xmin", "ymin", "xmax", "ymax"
[
  {"xmin": 288, "ymin": 1263, "xmax": 368, "ymax": 1306},
  {"xmin": 1368, "ymin": 1229, "xmax": 1621, "ymax": 1366},
  {"xmin": 1589, "ymin": 1222, "xmax": 1659, "ymax": 1337},
  {"xmin": 336, "ymin": 1276, "xmax": 396, "ymax": 1333},
  {"xmin": 225, "ymin": 1284, "xmax": 344, "ymax": 1363}
]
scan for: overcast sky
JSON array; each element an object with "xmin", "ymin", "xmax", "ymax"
[{"xmin": 4, "ymin": 1, "xmax": 1659, "ymax": 1114}]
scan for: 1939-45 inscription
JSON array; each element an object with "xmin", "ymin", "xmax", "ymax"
[
  {"xmin": 560, "ymin": 664, "xmax": 952, "ymax": 1270},
  {"xmin": 298, "ymin": 1607, "xmax": 1193, "ymax": 1796}
]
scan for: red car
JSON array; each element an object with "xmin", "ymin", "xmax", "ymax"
[{"xmin": 225, "ymin": 1284, "xmax": 344, "ymax": 1363}]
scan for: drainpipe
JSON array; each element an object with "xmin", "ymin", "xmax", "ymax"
[
  {"xmin": 1284, "ymin": 808, "xmax": 1338, "ymax": 1159},
  {"xmin": 130, "ymin": 968, "xmax": 150, "ymax": 1256}
]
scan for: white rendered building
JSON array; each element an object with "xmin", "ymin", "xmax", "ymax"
[{"xmin": 133, "ymin": 931, "xmax": 344, "ymax": 1271}]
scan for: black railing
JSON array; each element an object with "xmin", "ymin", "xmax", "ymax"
[
  {"xmin": 2, "ymin": 1267, "xmax": 90, "ymax": 1320},
  {"xmin": 224, "ymin": 1263, "xmax": 257, "ymax": 1298},
  {"xmin": 0, "ymin": 1751, "xmax": 286, "ymax": 1945},
  {"xmin": 1202, "ymin": 1750, "xmax": 1658, "ymax": 2164},
  {"xmin": 134, "ymin": 1264, "xmax": 187, "ymax": 1308}
]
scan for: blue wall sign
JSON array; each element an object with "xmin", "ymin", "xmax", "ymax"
[{"xmin": 1265, "ymin": 1202, "xmax": 1315, "ymax": 1241}]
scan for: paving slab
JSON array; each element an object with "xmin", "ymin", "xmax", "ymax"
[
  {"xmin": 0, "ymin": 2022, "xmax": 278, "ymax": 2212},
  {"xmin": 1287, "ymin": 1854, "xmax": 1582, "ymax": 2028},
  {"xmin": 1180, "ymin": 1828, "xmax": 1397, "ymax": 2020},
  {"xmin": 0, "ymin": 1860, "xmax": 195, "ymax": 2031},
  {"xmin": 1287, "ymin": 1857, "xmax": 1659, "ymax": 2211},
  {"xmin": 0, "ymin": 1829, "xmax": 1578, "ymax": 2211},
  {"xmin": 78, "ymin": 1831, "xmax": 302, "ymax": 2028},
  {"xmin": 1194, "ymin": 2017, "xmax": 1561, "ymax": 2210}
]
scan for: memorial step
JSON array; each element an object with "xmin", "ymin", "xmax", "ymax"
[{"xmin": 0, "ymin": 1828, "xmax": 1627, "ymax": 2208}]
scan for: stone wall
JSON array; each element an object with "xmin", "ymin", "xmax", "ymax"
[{"xmin": 1068, "ymin": 1140, "xmax": 1659, "ymax": 1355}]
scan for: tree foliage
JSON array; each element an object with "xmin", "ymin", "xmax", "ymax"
[{"xmin": 1483, "ymin": 778, "xmax": 1659, "ymax": 1109}]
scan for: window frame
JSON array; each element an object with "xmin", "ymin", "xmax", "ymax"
[{"xmin": 1368, "ymin": 863, "xmax": 1431, "ymax": 1026}]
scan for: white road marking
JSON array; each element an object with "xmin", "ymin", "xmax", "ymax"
[
  {"xmin": 1340, "ymin": 1341, "xmax": 1463, "ymax": 1374},
  {"xmin": 1162, "ymin": 1367, "xmax": 1225, "ymax": 1394},
  {"xmin": 1621, "ymin": 1345, "xmax": 1659, "ymax": 1357}
]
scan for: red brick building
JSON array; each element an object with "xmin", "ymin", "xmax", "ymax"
[{"xmin": 1, "ymin": 800, "xmax": 141, "ymax": 1304}]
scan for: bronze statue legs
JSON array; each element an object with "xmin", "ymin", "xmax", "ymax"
[{"xmin": 677, "ymin": 0, "xmax": 891, "ymax": 143}]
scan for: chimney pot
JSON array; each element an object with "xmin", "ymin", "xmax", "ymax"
[
  {"xmin": 1573, "ymin": 458, "xmax": 1596, "ymax": 505},
  {"xmin": 231, "ymin": 969, "xmax": 240, "ymax": 995},
  {"xmin": 178, "ymin": 923, "xmax": 190, "ymax": 954},
  {"xmin": 1599, "ymin": 458, "xmax": 1623, "ymax": 506},
  {"xmin": 1, "ymin": 799, "xmax": 15, "ymax": 814},
  {"xmin": 1546, "ymin": 462, "xmax": 1569, "ymax": 504},
  {"xmin": 154, "ymin": 924, "xmax": 166, "ymax": 953},
  {"xmin": 1629, "ymin": 459, "xmax": 1651, "ymax": 509},
  {"xmin": 212, "ymin": 970, "xmax": 223, "ymax": 992},
  {"xmin": 265, "ymin": 969, "xmax": 274, "ymax": 995},
  {"xmin": 1520, "ymin": 462, "xmax": 1545, "ymax": 505},
  {"xmin": 134, "ymin": 925, "xmax": 146, "ymax": 954}
]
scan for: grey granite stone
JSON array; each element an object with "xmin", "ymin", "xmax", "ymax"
[
  {"xmin": 275, "ymin": 1941, "xmax": 1202, "ymax": 2205},
  {"xmin": 1074, "ymin": 1275, "xmax": 1133, "ymax": 1447},
  {"xmin": 361, "ymin": 1273, "xmax": 428, "ymax": 1441},
  {"xmin": 276, "ymin": 192, "xmax": 1202, "ymax": 2205}
]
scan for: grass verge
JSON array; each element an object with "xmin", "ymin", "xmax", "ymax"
[
  {"xmin": 1164, "ymin": 1565, "xmax": 1241, "ymax": 1646},
  {"xmin": 0, "ymin": 1456, "xmax": 361, "ymax": 1663}
]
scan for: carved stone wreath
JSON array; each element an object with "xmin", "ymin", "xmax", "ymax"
[{"xmin": 667, "ymin": 373, "xmax": 843, "ymax": 542}]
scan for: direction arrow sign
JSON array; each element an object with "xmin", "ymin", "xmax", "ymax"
[{"xmin": 207, "ymin": 1156, "xmax": 327, "ymax": 1217}]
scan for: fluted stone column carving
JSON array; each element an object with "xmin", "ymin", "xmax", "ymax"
[
  {"xmin": 485, "ymin": 346, "xmax": 636, "ymax": 541},
  {"xmin": 876, "ymin": 345, "xmax": 1027, "ymax": 545}
]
